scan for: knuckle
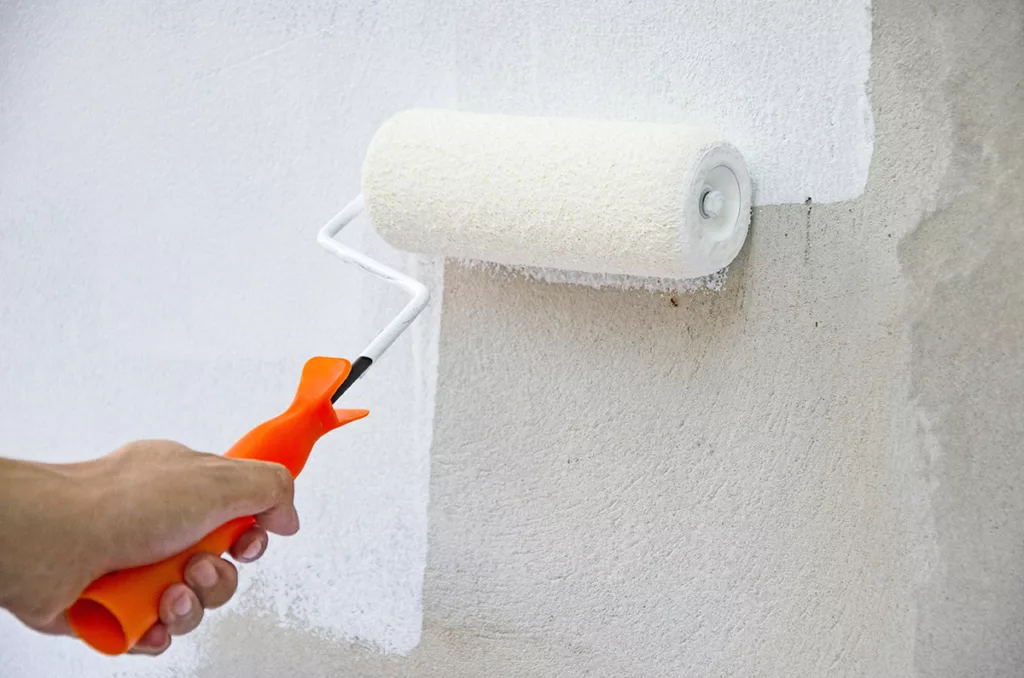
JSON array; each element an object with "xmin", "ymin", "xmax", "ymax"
[
  {"xmin": 222, "ymin": 558, "xmax": 239, "ymax": 582},
  {"xmin": 211, "ymin": 562, "xmax": 239, "ymax": 606},
  {"xmin": 161, "ymin": 586, "xmax": 203, "ymax": 636},
  {"xmin": 165, "ymin": 440, "xmax": 196, "ymax": 454},
  {"xmin": 173, "ymin": 604, "xmax": 203, "ymax": 635},
  {"xmin": 270, "ymin": 462, "xmax": 294, "ymax": 498},
  {"xmin": 185, "ymin": 554, "xmax": 220, "ymax": 590},
  {"xmin": 193, "ymin": 559, "xmax": 237, "ymax": 609}
]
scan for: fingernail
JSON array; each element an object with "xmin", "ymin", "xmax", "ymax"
[
  {"xmin": 241, "ymin": 540, "xmax": 263, "ymax": 561},
  {"xmin": 190, "ymin": 559, "xmax": 218, "ymax": 588},
  {"xmin": 172, "ymin": 593, "xmax": 192, "ymax": 618}
]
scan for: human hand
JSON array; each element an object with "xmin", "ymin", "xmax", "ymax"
[{"xmin": 0, "ymin": 440, "xmax": 298, "ymax": 655}]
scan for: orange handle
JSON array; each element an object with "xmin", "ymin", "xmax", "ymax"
[{"xmin": 65, "ymin": 357, "xmax": 369, "ymax": 655}]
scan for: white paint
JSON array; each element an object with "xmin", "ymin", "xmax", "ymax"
[
  {"xmin": 0, "ymin": 3, "xmax": 443, "ymax": 671},
  {"xmin": 460, "ymin": 258, "xmax": 729, "ymax": 294},
  {"xmin": 362, "ymin": 109, "xmax": 752, "ymax": 279},
  {"xmin": 423, "ymin": 0, "xmax": 875, "ymax": 205},
  {"xmin": 0, "ymin": 0, "xmax": 872, "ymax": 675}
]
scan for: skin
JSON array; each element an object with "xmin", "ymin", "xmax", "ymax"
[{"xmin": 0, "ymin": 440, "xmax": 299, "ymax": 656}]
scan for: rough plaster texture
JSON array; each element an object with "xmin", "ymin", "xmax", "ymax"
[
  {"xmin": 192, "ymin": 0, "xmax": 1023, "ymax": 676},
  {"xmin": 898, "ymin": 3, "xmax": 1024, "ymax": 673},
  {"xmin": 1, "ymin": 1, "xmax": 1021, "ymax": 677}
]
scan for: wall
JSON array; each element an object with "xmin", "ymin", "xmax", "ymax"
[
  {"xmin": 0, "ymin": 0, "xmax": 451, "ymax": 670},
  {"xmin": 2, "ymin": 0, "xmax": 1022, "ymax": 677}
]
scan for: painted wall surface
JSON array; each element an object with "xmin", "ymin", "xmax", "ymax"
[{"xmin": 3, "ymin": 1, "xmax": 1022, "ymax": 677}]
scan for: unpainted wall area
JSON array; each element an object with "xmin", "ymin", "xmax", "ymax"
[
  {"xmin": 898, "ymin": 1, "xmax": 1024, "ymax": 673},
  {"xmin": 195, "ymin": 0, "xmax": 1024, "ymax": 676}
]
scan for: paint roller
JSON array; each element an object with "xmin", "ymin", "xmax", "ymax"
[
  {"xmin": 362, "ymin": 109, "xmax": 751, "ymax": 280},
  {"xmin": 66, "ymin": 109, "xmax": 750, "ymax": 655}
]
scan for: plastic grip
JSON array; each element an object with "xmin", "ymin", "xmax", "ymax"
[{"xmin": 65, "ymin": 357, "xmax": 369, "ymax": 655}]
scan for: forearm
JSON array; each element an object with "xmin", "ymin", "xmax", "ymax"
[{"xmin": 0, "ymin": 458, "xmax": 98, "ymax": 624}]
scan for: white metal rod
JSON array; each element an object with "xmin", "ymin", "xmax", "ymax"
[{"xmin": 317, "ymin": 194, "xmax": 430, "ymax": 362}]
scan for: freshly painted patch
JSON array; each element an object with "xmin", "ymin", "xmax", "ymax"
[{"xmin": 435, "ymin": 0, "xmax": 875, "ymax": 205}]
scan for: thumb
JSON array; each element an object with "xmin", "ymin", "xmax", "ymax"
[{"xmin": 198, "ymin": 457, "xmax": 299, "ymax": 537}]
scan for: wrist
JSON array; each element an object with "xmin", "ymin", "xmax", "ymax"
[
  {"xmin": 55, "ymin": 456, "xmax": 124, "ymax": 577},
  {"xmin": 0, "ymin": 458, "xmax": 106, "ymax": 622}
]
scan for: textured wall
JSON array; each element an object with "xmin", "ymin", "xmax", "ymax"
[
  {"xmin": 196, "ymin": 1, "xmax": 1024, "ymax": 676},
  {"xmin": 897, "ymin": 2, "xmax": 1024, "ymax": 673},
  {"xmin": 2, "ymin": 0, "xmax": 1022, "ymax": 677}
]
